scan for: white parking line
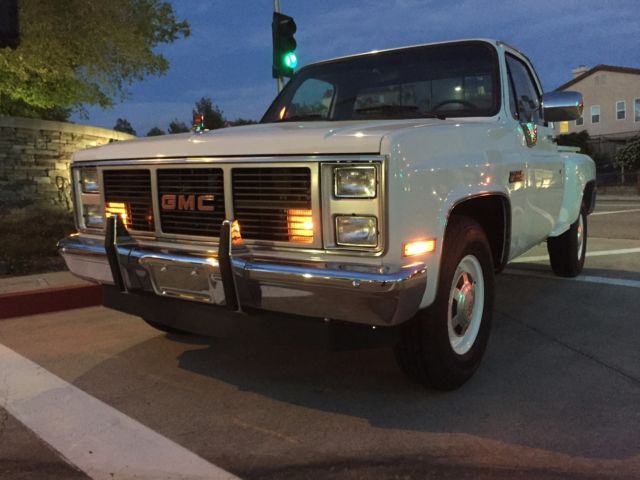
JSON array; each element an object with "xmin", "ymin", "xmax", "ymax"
[
  {"xmin": 504, "ymin": 269, "xmax": 640, "ymax": 289},
  {"xmin": 512, "ymin": 247, "xmax": 640, "ymax": 263},
  {"xmin": 592, "ymin": 208, "xmax": 640, "ymax": 216},
  {"xmin": 0, "ymin": 344, "xmax": 239, "ymax": 480}
]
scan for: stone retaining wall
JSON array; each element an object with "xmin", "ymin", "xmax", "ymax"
[{"xmin": 0, "ymin": 116, "xmax": 135, "ymax": 211}]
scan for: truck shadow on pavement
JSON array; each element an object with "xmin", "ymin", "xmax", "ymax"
[{"xmin": 161, "ymin": 270, "xmax": 640, "ymax": 461}]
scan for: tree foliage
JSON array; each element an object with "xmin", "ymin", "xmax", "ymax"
[
  {"xmin": 0, "ymin": 0, "xmax": 189, "ymax": 117},
  {"xmin": 168, "ymin": 119, "xmax": 190, "ymax": 134},
  {"xmin": 146, "ymin": 126, "xmax": 165, "ymax": 136},
  {"xmin": 114, "ymin": 118, "xmax": 136, "ymax": 136},
  {"xmin": 614, "ymin": 137, "xmax": 640, "ymax": 173},
  {"xmin": 556, "ymin": 130, "xmax": 593, "ymax": 157},
  {"xmin": 193, "ymin": 97, "xmax": 226, "ymax": 130},
  {"xmin": 229, "ymin": 118, "xmax": 258, "ymax": 127}
]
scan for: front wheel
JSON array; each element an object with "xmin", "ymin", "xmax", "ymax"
[
  {"xmin": 394, "ymin": 216, "xmax": 494, "ymax": 390},
  {"xmin": 547, "ymin": 207, "xmax": 587, "ymax": 278}
]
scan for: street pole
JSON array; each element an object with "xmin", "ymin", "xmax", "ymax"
[{"xmin": 274, "ymin": 0, "xmax": 284, "ymax": 93}]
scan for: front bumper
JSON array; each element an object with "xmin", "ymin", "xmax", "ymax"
[{"xmin": 58, "ymin": 217, "xmax": 427, "ymax": 326}]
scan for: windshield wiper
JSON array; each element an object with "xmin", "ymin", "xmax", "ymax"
[
  {"xmin": 279, "ymin": 114, "xmax": 326, "ymax": 122},
  {"xmin": 354, "ymin": 105, "xmax": 446, "ymax": 120}
]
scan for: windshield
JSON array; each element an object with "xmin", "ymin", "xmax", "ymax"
[{"xmin": 262, "ymin": 41, "xmax": 500, "ymax": 123}]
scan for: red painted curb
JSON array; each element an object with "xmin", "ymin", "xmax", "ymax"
[{"xmin": 0, "ymin": 285, "xmax": 102, "ymax": 320}]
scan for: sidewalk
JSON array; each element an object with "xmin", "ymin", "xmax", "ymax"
[{"xmin": 0, "ymin": 270, "xmax": 101, "ymax": 319}]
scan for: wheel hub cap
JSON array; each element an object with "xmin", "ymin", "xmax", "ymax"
[{"xmin": 448, "ymin": 255, "xmax": 485, "ymax": 355}]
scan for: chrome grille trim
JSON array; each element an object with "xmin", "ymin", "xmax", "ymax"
[
  {"xmin": 103, "ymin": 169, "xmax": 153, "ymax": 232},
  {"xmin": 232, "ymin": 167, "xmax": 311, "ymax": 243},
  {"xmin": 77, "ymin": 156, "xmax": 384, "ymax": 254},
  {"xmin": 157, "ymin": 168, "xmax": 225, "ymax": 237}
]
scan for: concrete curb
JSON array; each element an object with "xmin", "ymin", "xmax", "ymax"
[{"xmin": 0, "ymin": 284, "xmax": 102, "ymax": 320}]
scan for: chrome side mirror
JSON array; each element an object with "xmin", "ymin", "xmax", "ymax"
[{"xmin": 542, "ymin": 91, "xmax": 583, "ymax": 122}]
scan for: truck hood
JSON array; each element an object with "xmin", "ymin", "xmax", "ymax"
[{"xmin": 73, "ymin": 119, "xmax": 449, "ymax": 162}]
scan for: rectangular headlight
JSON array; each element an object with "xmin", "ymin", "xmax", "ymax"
[
  {"xmin": 80, "ymin": 167, "xmax": 99, "ymax": 194},
  {"xmin": 83, "ymin": 204, "xmax": 104, "ymax": 228},
  {"xmin": 334, "ymin": 166, "xmax": 376, "ymax": 198},
  {"xmin": 335, "ymin": 216, "xmax": 378, "ymax": 247}
]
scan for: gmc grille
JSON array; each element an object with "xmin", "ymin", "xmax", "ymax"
[
  {"xmin": 103, "ymin": 169, "xmax": 153, "ymax": 231},
  {"xmin": 232, "ymin": 167, "xmax": 311, "ymax": 242},
  {"xmin": 157, "ymin": 168, "xmax": 225, "ymax": 237}
]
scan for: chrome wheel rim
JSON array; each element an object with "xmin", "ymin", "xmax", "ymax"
[
  {"xmin": 447, "ymin": 255, "xmax": 485, "ymax": 355},
  {"xmin": 577, "ymin": 214, "xmax": 584, "ymax": 261}
]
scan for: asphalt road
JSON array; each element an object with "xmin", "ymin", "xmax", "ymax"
[{"xmin": 1, "ymin": 197, "xmax": 639, "ymax": 480}]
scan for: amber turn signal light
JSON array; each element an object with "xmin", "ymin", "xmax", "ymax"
[
  {"xmin": 231, "ymin": 219, "xmax": 243, "ymax": 246},
  {"xmin": 287, "ymin": 209, "xmax": 313, "ymax": 244},
  {"xmin": 105, "ymin": 202, "xmax": 130, "ymax": 229},
  {"xmin": 403, "ymin": 239, "xmax": 436, "ymax": 257}
]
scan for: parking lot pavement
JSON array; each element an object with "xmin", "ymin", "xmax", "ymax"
[
  {"xmin": 590, "ymin": 195, "xmax": 640, "ymax": 240},
  {"xmin": 1, "ymin": 204, "xmax": 639, "ymax": 480}
]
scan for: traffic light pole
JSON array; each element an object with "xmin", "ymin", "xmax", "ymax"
[{"xmin": 273, "ymin": 0, "xmax": 284, "ymax": 93}]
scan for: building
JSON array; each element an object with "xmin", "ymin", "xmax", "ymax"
[{"xmin": 554, "ymin": 65, "xmax": 640, "ymax": 140}]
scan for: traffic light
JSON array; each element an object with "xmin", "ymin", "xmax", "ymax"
[{"xmin": 272, "ymin": 12, "xmax": 297, "ymax": 78}]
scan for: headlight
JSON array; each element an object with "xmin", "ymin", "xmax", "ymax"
[
  {"xmin": 334, "ymin": 166, "xmax": 376, "ymax": 198},
  {"xmin": 335, "ymin": 216, "xmax": 378, "ymax": 247},
  {"xmin": 83, "ymin": 204, "xmax": 104, "ymax": 228},
  {"xmin": 80, "ymin": 167, "xmax": 99, "ymax": 193}
]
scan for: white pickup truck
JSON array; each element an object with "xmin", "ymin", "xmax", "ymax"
[{"xmin": 59, "ymin": 39, "xmax": 596, "ymax": 390}]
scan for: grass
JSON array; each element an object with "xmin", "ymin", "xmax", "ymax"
[{"xmin": 0, "ymin": 206, "xmax": 76, "ymax": 276}]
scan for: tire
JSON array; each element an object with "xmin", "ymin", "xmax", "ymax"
[
  {"xmin": 142, "ymin": 318, "xmax": 191, "ymax": 335},
  {"xmin": 547, "ymin": 207, "xmax": 587, "ymax": 278},
  {"xmin": 394, "ymin": 216, "xmax": 494, "ymax": 390}
]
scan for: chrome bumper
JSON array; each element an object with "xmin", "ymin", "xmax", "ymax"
[{"xmin": 58, "ymin": 219, "xmax": 427, "ymax": 326}]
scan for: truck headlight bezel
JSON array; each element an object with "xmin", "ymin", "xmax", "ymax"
[
  {"xmin": 80, "ymin": 167, "xmax": 100, "ymax": 194},
  {"xmin": 82, "ymin": 204, "xmax": 105, "ymax": 228},
  {"xmin": 334, "ymin": 166, "xmax": 377, "ymax": 199},
  {"xmin": 335, "ymin": 215, "xmax": 378, "ymax": 247}
]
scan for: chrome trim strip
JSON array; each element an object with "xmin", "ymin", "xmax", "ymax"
[
  {"xmin": 72, "ymin": 155, "xmax": 385, "ymax": 168},
  {"xmin": 237, "ymin": 259, "xmax": 425, "ymax": 292}
]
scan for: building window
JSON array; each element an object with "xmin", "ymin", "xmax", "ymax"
[
  {"xmin": 636, "ymin": 99, "xmax": 640, "ymax": 122},
  {"xmin": 616, "ymin": 101, "xmax": 626, "ymax": 120},
  {"xmin": 591, "ymin": 105, "xmax": 600, "ymax": 124},
  {"xmin": 576, "ymin": 116, "xmax": 584, "ymax": 126},
  {"xmin": 559, "ymin": 121, "xmax": 569, "ymax": 133}
]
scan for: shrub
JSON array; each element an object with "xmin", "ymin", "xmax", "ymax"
[{"xmin": 0, "ymin": 206, "xmax": 75, "ymax": 275}]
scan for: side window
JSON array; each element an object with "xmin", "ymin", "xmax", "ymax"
[
  {"xmin": 506, "ymin": 54, "xmax": 542, "ymax": 124},
  {"xmin": 285, "ymin": 79, "xmax": 335, "ymax": 120}
]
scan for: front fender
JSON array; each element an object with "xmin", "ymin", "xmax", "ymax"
[{"xmin": 550, "ymin": 152, "xmax": 596, "ymax": 237}]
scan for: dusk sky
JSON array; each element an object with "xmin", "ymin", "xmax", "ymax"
[{"xmin": 72, "ymin": 0, "xmax": 640, "ymax": 136}]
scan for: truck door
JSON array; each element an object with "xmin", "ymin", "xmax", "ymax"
[{"xmin": 506, "ymin": 53, "xmax": 564, "ymax": 247}]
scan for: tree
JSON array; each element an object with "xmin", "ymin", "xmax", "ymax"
[
  {"xmin": 168, "ymin": 119, "xmax": 190, "ymax": 134},
  {"xmin": 146, "ymin": 126, "xmax": 165, "ymax": 136},
  {"xmin": 556, "ymin": 131, "xmax": 593, "ymax": 157},
  {"xmin": 229, "ymin": 118, "xmax": 258, "ymax": 127},
  {"xmin": 0, "ymin": 0, "xmax": 189, "ymax": 117},
  {"xmin": 614, "ymin": 137, "xmax": 640, "ymax": 184},
  {"xmin": 114, "ymin": 118, "xmax": 136, "ymax": 136},
  {"xmin": 193, "ymin": 97, "xmax": 226, "ymax": 130}
]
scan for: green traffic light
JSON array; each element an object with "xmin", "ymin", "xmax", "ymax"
[{"xmin": 284, "ymin": 52, "xmax": 297, "ymax": 69}]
